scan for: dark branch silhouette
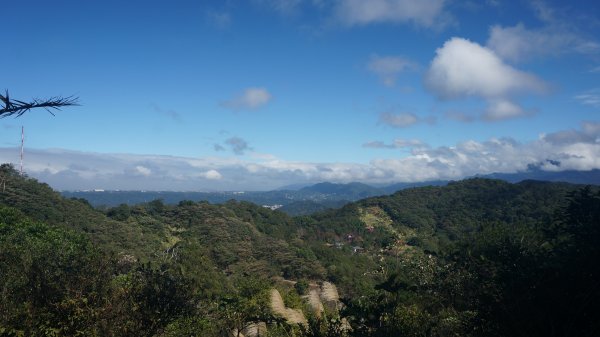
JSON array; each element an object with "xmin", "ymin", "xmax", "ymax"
[{"xmin": 0, "ymin": 90, "xmax": 78, "ymax": 118}]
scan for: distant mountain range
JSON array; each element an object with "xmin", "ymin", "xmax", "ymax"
[
  {"xmin": 479, "ymin": 168, "xmax": 600, "ymax": 185},
  {"xmin": 61, "ymin": 181, "xmax": 422, "ymax": 214},
  {"xmin": 61, "ymin": 169, "xmax": 600, "ymax": 215}
]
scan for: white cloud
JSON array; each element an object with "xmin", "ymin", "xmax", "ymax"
[
  {"xmin": 369, "ymin": 122, "xmax": 600, "ymax": 181},
  {"xmin": 575, "ymin": 88, "xmax": 600, "ymax": 108},
  {"xmin": 425, "ymin": 37, "xmax": 546, "ymax": 120},
  {"xmin": 576, "ymin": 41, "xmax": 600, "ymax": 54},
  {"xmin": 363, "ymin": 139, "xmax": 428, "ymax": 149},
  {"xmin": 392, "ymin": 139, "xmax": 429, "ymax": 149},
  {"xmin": 334, "ymin": 0, "xmax": 447, "ymax": 28},
  {"xmin": 426, "ymin": 37, "xmax": 546, "ymax": 99},
  {"xmin": 134, "ymin": 165, "xmax": 152, "ymax": 177},
  {"xmin": 378, "ymin": 111, "xmax": 436, "ymax": 128},
  {"xmin": 444, "ymin": 110, "xmax": 476, "ymax": 123},
  {"xmin": 483, "ymin": 99, "xmax": 532, "ymax": 121},
  {"xmin": 367, "ymin": 55, "xmax": 414, "ymax": 86},
  {"xmin": 487, "ymin": 23, "xmax": 600, "ymax": 62},
  {"xmin": 530, "ymin": 0, "xmax": 555, "ymax": 23},
  {"xmin": 225, "ymin": 137, "xmax": 252, "ymax": 155},
  {"xmin": 379, "ymin": 112, "xmax": 419, "ymax": 127},
  {"xmin": 582, "ymin": 121, "xmax": 600, "ymax": 136},
  {"xmin": 202, "ymin": 169, "xmax": 222, "ymax": 180},
  {"xmin": 221, "ymin": 87, "xmax": 272, "ymax": 111},
  {"xmin": 3, "ymin": 123, "xmax": 600, "ymax": 190},
  {"xmin": 363, "ymin": 141, "xmax": 391, "ymax": 149},
  {"xmin": 485, "ymin": 0, "xmax": 600, "ymax": 63},
  {"xmin": 0, "ymin": 149, "xmax": 247, "ymax": 191}
]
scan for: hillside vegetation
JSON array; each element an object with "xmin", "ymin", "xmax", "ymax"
[{"xmin": 1, "ymin": 163, "xmax": 599, "ymax": 336}]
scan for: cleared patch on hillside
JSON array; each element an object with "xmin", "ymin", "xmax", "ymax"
[{"xmin": 359, "ymin": 206, "xmax": 394, "ymax": 232}]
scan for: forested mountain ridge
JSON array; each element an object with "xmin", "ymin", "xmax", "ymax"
[
  {"xmin": 0, "ymin": 164, "xmax": 325, "ymax": 278},
  {"xmin": 305, "ymin": 178, "xmax": 579, "ymax": 255},
  {"xmin": 61, "ymin": 169, "xmax": 600, "ymax": 217},
  {"xmin": 2, "ymin": 163, "xmax": 600, "ymax": 336},
  {"xmin": 0, "ymin": 163, "xmax": 156, "ymax": 256}
]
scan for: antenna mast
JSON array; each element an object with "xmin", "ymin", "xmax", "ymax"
[{"xmin": 20, "ymin": 126, "xmax": 24, "ymax": 175}]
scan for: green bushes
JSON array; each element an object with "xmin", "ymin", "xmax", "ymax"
[{"xmin": 0, "ymin": 207, "xmax": 112, "ymax": 336}]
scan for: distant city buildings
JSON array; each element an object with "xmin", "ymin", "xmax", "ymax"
[{"xmin": 262, "ymin": 204, "xmax": 283, "ymax": 210}]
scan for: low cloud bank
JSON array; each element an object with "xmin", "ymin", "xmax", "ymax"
[{"xmin": 2, "ymin": 122, "xmax": 599, "ymax": 191}]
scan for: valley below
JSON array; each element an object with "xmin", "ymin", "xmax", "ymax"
[{"xmin": 1, "ymin": 163, "xmax": 600, "ymax": 336}]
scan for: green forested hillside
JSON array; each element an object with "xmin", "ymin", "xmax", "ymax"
[{"xmin": 1, "ymin": 163, "xmax": 599, "ymax": 336}]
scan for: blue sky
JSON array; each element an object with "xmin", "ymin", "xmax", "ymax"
[{"xmin": 1, "ymin": 0, "xmax": 600, "ymax": 190}]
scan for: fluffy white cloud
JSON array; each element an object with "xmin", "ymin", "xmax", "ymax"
[
  {"xmin": 334, "ymin": 0, "xmax": 447, "ymax": 27},
  {"xmin": 426, "ymin": 37, "xmax": 546, "ymax": 120},
  {"xmin": 221, "ymin": 87, "xmax": 272, "ymax": 111},
  {"xmin": 367, "ymin": 55, "xmax": 414, "ymax": 86},
  {"xmin": 202, "ymin": 169, "xmax": 223, "ymax": 180},
  {"xmin": 370, "ymin": 123, "xmax": 600, "ymax": 181},
  {"xmin": 3, "ymin": 123, "xmax": 600, "ymax": 190},
  {"xmin": 426, "ymin": 38, "xmax": 546, "ymax": 99},
  {"xmin": 134, "ymin": 165, "xmax": 152, "ymax": 177}
]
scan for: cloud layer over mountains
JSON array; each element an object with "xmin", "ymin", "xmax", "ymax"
[{"xmin": 3, "ymin": 121, "xmax": 599, "ymax": 191}]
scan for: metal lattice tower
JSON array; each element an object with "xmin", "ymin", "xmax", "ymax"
[{"xmin": 20, "ymin": 126, "xmax": 24, "ymax": 175}]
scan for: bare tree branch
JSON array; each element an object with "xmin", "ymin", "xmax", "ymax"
[{"xmin": 0, "ymin": 90, "xmax": 79, "ymax": 118}]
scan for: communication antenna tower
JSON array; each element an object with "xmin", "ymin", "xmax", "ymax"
[{"xmin": 20, "ymin": 126, "xmax": 24, "ymax": 175}]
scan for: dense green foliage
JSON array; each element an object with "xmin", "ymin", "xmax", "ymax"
[{"xmin": 2, "ymin": 163, "xmax": 600, "ymax": 336}]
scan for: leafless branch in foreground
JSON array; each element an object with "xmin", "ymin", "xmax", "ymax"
[{"xmin": 0, "ymin": 90, "xmax": 79, "ymax": 118}]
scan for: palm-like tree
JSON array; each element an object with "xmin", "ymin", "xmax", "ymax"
[{"xmin": 0, "ymin": 90, "xmax": 78, "ymax": 118}]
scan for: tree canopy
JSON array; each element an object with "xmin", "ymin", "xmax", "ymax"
[{"xmin": 1, "ymin": 166, "xmax": 599, "ymax": 336}]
